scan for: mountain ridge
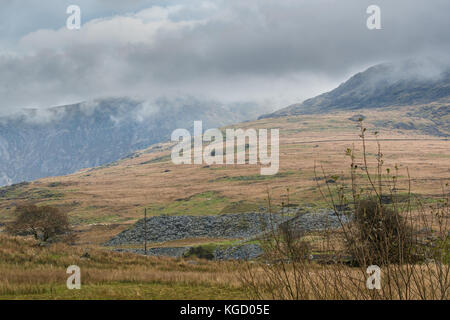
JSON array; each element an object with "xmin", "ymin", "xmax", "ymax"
[
  {"xmin": 0, "ymin": 97, "xmax": 265, "ymax": 186},
  {"xmin": 260, "ymin": 62, "xmax": 450, "ymax": 119}
]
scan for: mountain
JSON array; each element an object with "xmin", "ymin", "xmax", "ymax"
[
  {"xmin": 0, "ymin": 97, "xmax": 266, "ymax": 186},
  {"xmin": 2, "ymin": 61, "xmax": 449, "ymax": 187},
  {"xmin": 0, "ymin": 103, "xmax": 448, "ymax": 244},
  {"xmin": 260, "ymin": 61, "xmax": 450, "ymax": 119}
]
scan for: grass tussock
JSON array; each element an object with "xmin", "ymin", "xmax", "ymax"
[{"xmin": 0, "ymin": 234, "xmax": 246, "ymax": 299}]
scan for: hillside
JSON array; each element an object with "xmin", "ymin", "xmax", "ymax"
[
  {"xmin": 261, "ymin": 61, "xmax": 450, "ymax": 120},
  {"xmin": 0, "ymin": 103, "xmax": 448, "ymax": 245},
  {"xmin": 0, "ymin": 97, "xmax": 264, "ymax": 186}
]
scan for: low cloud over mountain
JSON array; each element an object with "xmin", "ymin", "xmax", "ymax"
[
  {"xmin": 0, "ymin": 97, "xmax": 265, "ymax": 186},
  {"xmin": 261, "ymin": 59, "xmax": 450, "ymax": 118},
  {"xmin": 1, "ymin": 0, "xmax": 450, "ymax": 113}
]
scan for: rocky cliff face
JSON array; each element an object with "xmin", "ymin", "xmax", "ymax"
[
  {"xmin": 260, "ymin": 61, "xmax": 450, "ymax": 118},
  {"xmin": 0, "ymin": 97, "xmax": 264, "ymax": 186}
]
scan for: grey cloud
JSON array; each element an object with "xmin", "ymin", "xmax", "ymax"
[
  {"xmin": 0, "ymin": 0, "xmax": 168, "ymax": 43},
  {"xmin": 0, "ymin": 0, "xmax": 450, "ymax": 113}
]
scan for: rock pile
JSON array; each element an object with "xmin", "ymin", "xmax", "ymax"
[
  {"xmin": 106, "ymin": 210, "xmax": 349, "ymax": 260},
  {"xmin": 213, "ymin": 244, "xmax": 263, "ymax": 261},
  {"xmin": 105, "ymin": 213, "xmax": 287, "ymax": 246}
]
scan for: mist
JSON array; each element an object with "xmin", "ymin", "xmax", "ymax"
[{"xmin": 0, "ymin": 0, "xmax": 450, "ymax": 115}]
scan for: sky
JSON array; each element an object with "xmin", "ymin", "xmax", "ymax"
[{"xmin": 0, "ymin": 0, "xmax": 449, "ymax": 114}]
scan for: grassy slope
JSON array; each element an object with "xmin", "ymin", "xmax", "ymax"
[
  {"xmin": 0, "ymin": 103, "xmax": 448, "ymax": 300},
  {"xmin": 0, "ymin": 104, "xmax": 448, "ymax": 246}
]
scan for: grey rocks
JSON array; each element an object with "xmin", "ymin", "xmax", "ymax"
[
  {"xmin": 282, "ymin": 210, "xmax": 348, "ymax": 232},
  {"xmin": 105, "ymin": 213, "xmax": 287, "ymax": 246},
  {"xmin": 214, "ymin": 244, "xmax": 264, "ymax": 261},
  {"xmin": 106, "ymin": 210, "xmax": 348, "ymax": 260}
]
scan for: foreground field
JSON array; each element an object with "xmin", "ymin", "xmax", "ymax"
[
  {"xmin": 1, "ymin": 232, "xmax": 447, "ymax": 300},
  {"xmin": 0, "ymin": 235, "xmax": 246, "ymax": 300}
]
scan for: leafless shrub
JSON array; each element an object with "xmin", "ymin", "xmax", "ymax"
[{"xmin": 6, "ymin": 205, "xmax": 76, "ymax": 244}]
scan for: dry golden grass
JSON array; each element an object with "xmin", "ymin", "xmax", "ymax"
[
  {"xmin": 0, "ymin": 104, "xmax": 448, "ymax": 247},
  {"xmin": 112, "ymin": 237, "xmax": 241, "ymax": 250},
  {"xmin": 0, "ymin": 234, "xmax": 247, "ymax": 299},
  {"xmin": 241, "ymin": 262, "xmax": 449, "ymax": 300},
  {"xmin": 0, "ymin": 105, "xmax": 447, "ymax": 300}
]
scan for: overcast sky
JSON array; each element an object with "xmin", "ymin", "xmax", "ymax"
[{"xmin": 1, "ymin": 0, "xmax": 449, "ymax": 114}]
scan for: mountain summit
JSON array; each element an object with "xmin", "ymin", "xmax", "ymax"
[{"xmin": 260, "ymin": 61, "xmax": 450, "ymax": 119}]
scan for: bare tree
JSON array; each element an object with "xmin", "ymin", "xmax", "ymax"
[{"xmin": 7, "ymin": 205, "xmax": 74, "ymax": 243}]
